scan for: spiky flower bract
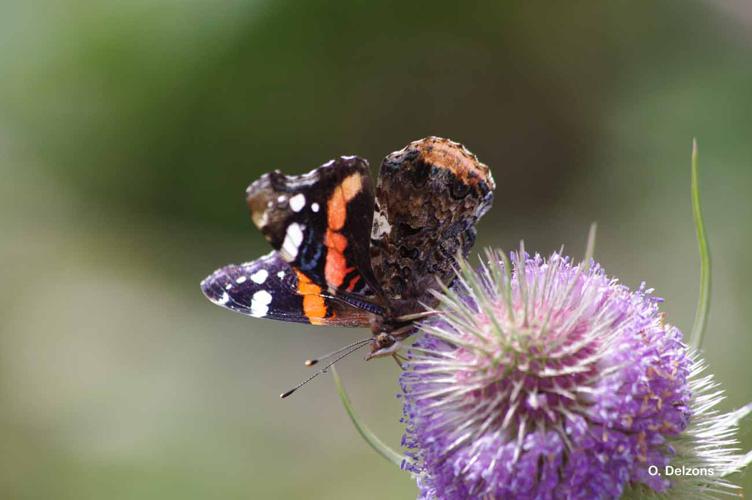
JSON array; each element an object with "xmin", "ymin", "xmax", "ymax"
[{"xmin": 400, "ymin": 250, "xmax": 747, "ymax": 499}]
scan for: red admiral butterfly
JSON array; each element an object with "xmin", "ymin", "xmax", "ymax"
[{"xmin": 201, "ymin": 137, "xmax": 495, "ymax": 396}]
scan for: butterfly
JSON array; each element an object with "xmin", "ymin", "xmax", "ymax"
[{"xmin": 201, "ymin": 137, "xmax": 495, "ymax": 396}]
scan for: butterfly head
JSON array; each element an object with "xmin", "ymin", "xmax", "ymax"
[{"xmin": 366, "ymin": 332, "xmax": 402, "ymax": 360}]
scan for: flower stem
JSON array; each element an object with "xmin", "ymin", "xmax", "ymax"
[
  {"xmin": 331, "ymin": 366, "xmax": 405, "ymax": 468},
  {"xmin": 689, "ymin": 139, "xmax": 711, "ymax": 350}
]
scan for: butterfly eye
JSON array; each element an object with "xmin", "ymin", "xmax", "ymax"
[{"xmin": 366, "ymin": 335, "xmax": 402, "ymax": 360}]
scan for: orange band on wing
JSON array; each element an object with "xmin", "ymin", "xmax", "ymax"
[
  {"xmin": 325, "ymin": 229, "xmax": 348, "ymax": 252},
  {"xmin": 327, "ymin": 173, "xmax": 363, "ymax": 231},
  {"xmin": 324, "ymin": 173, "xmax": 363, "ymax": 289},
  {"xmin": 345, "ymin": 274, "xmax": 361, "ymax": 292},
  {"xmin": 304, "ymin": 295, "xmax": 329, "ymax": 325},
  {"xmin": 324, "ymin": 229, "xmax": 353, "ymax": 288},
  {"xmin": 295, "ymin": 269, "xmax": 328, "ymax": 324},
  {"xmin": 340, "ymin": 172, "xmax": 363, "ymax": 200}
]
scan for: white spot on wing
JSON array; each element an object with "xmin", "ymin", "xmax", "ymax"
[
  {"xmin": 250, "ymin": 269, "xmax": 268, "ymax": 284},
  {"xmin": 289, "ymin": 193, "xmax": 306, "ymax": 212},
  {"xmin": 218, "ymin": 292, "xmax": 230, "ymax": 305},
  {"xmin": 250, "ymin": 290, "xmax": 272, "ymax": 317},
  {"xmin": 277, "ymin": 195, "xmax": 287, "ymax": 203},
  {"xmin": 236, "ymin": 276, "xmax": 247, "ymax": 284},
  {"xmin": 311, "ymin": 202, "xmax": 320, "ymax": 212},
  {"xmin": 281, "ymin": 223, "xmax": 304, "ymax": 262},
  {"xmin": 277, "ymin": 270, "xmax": 285, "ymax": 279},
  {"xmin": 371, "ymin": 209, "xmax": 392, "ymax": 239}
]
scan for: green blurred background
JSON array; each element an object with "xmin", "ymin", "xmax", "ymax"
[{"xmin": 1, "ymin": 1, "xmax": 750, "ymax": 498}]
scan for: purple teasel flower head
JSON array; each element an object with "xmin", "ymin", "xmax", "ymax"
[{"xmin": 399, "ymin": 249, "xmax": 749, "ymax": 499}]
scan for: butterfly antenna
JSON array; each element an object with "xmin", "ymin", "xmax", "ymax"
[
  {"xmin": 280, "ymin": 342, "xmax": 370, "ymax": 399},
  {"xmin": 304, "ymin": 337, "xmax": 372, "ymax": 367}
]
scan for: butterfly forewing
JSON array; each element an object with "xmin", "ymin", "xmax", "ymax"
[{"xmin": 245, "ymin": 156, "xmax": 381, "ymax": 298}]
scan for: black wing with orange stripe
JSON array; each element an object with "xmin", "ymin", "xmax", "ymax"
[
  {"xmin": 201, "ymin": 252, "xmax": 379, "ymax": 327},
  {"xmin": 245, "ymin": 156, "xmax": 382, "ymax": 298}
]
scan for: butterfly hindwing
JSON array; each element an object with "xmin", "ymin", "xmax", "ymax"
[
  {"xmin": 245, "ymin": 156, "xmax": 381, "ymax": 297},
  {"xmin": 370, "ymin": 137, "xmax": 495, "ymax": 314},
  {"xmin": 201, "ymin": 252, "xmax": 375, "ymax": 327}
]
